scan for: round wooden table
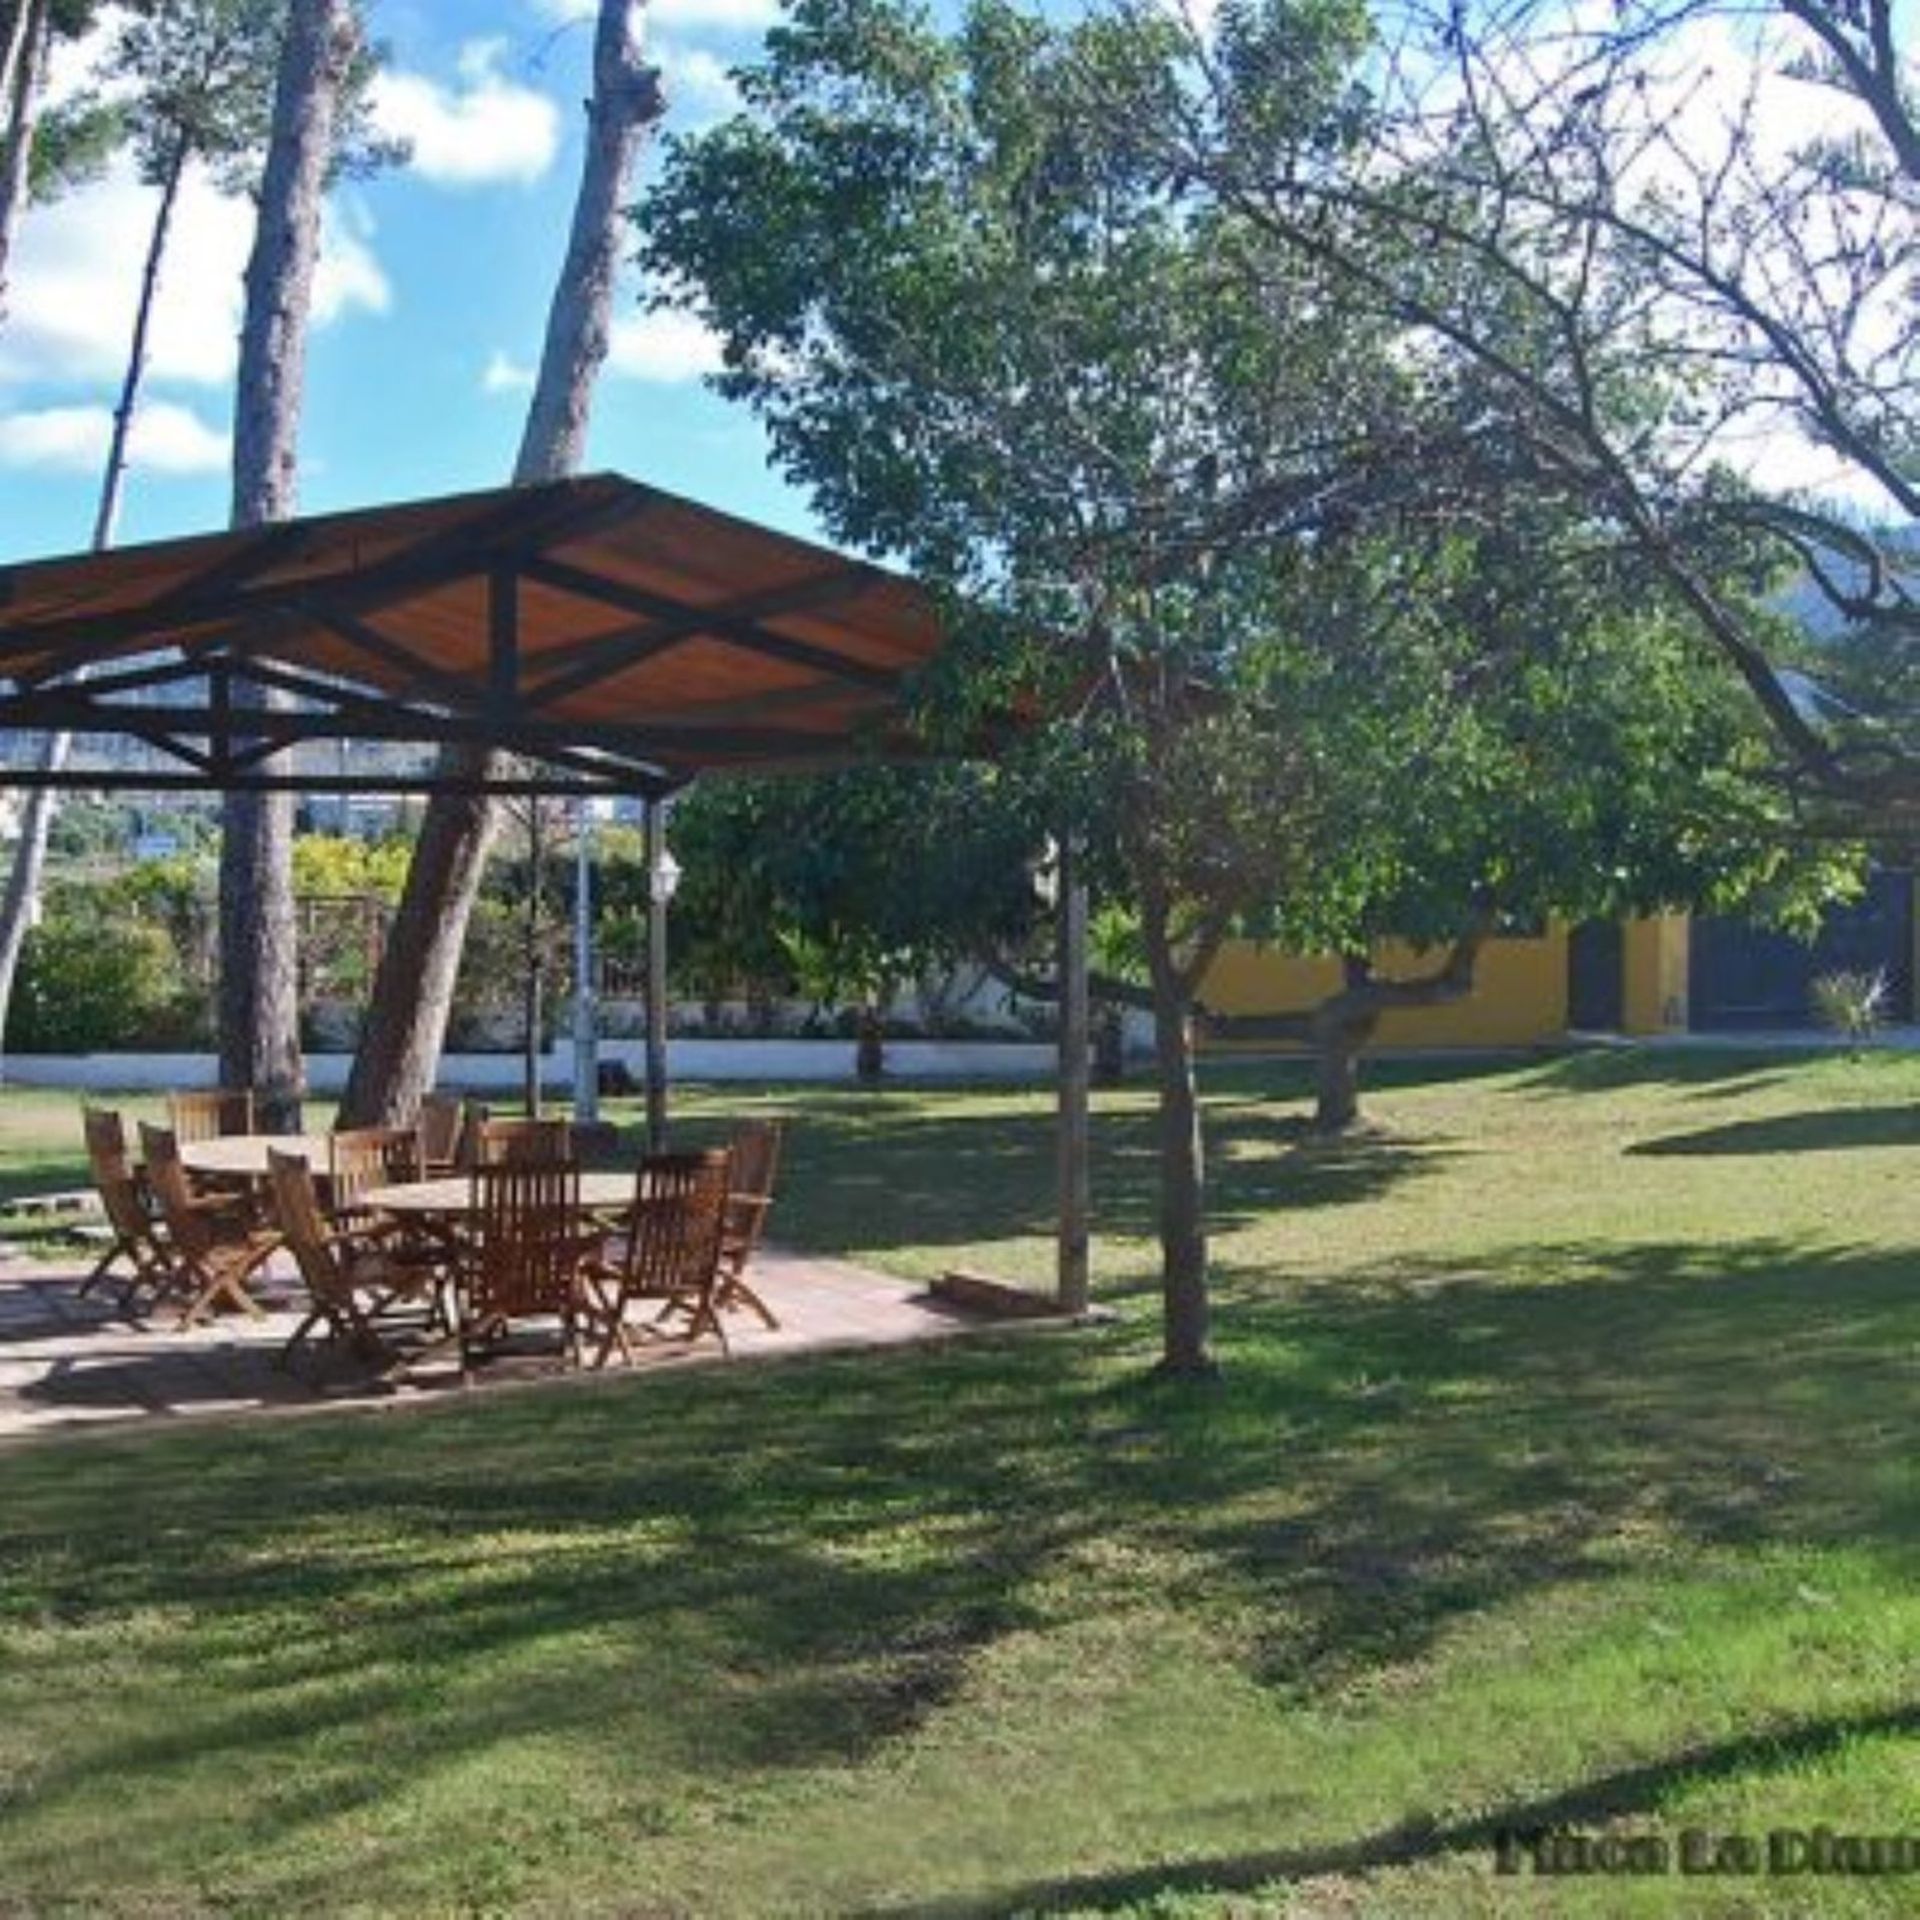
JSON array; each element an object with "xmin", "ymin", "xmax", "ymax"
[
  {"xmin": 361, "ymin": 1172, "xmax": 636, "ymax": 1217},
  {"xmin": 179, "ymin": 1132, "xmax": 332, "ymax": 1177}
]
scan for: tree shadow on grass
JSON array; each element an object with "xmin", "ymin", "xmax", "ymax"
[
  {"xmin": 1517, "ymin": 1048, "xmax": 1806, "ymax": 1097},
  {"xmin": 1, "ymin": 1232, "xmax": 1915, "ymax": 1908},
  {"xmin": 672, "ymin": 1085, "xmax": 1450, "ymax": 1272},
  {"xmin": 1179, "ymin": 1235, "xmax": 1920, "ymax": 1700},
  {"xmin": 874, "ymin": 1698, "xmax": 1920, "ymax": 1917},
  {"xmin": 1627, "ymin": 1106, "xmax": 1920, "ymax": 1156}
]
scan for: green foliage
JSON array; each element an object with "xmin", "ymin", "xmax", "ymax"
[
  {"xmin": 666, "ymin": 766, "xmax": 1042, "ymax": 1014},
  {"xmin": 290, "ymin": 832, "xmax": 410, "ymax": 902},
  {"xmin": 27, "ymin": 94, "xmax": 122, "ymax": 203},
  {"xmin": 6, "ymin": 919, "xmax": 193, "ymax": 1051},
  {"xmin": 77, "ymin": 0, "xmax": 397, "ymax": 196},
  {"xmin": 646, "ymin": 0, "xmax": 1856, "ymax": 982},
  {"xmin": 5, "ymin": 855, "xmax": 214, "ymax": 1055}
]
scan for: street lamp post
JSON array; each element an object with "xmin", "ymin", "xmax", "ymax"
[
  {"xmin": 1033, "ymin": 832, "xmax": 1091, "ymax": 1314},
  {"xmin": 644, "ymin": 797, "xmax": 682, "ymax": 1152}
]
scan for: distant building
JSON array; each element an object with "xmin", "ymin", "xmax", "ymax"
[{"xmin": 1202, "ymin": 878, "xmax": 1916, "ymax": 1047}]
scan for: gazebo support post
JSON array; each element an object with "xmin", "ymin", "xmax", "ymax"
[
  {"xmin": 645, "ymin": 796, "xmax": 669, "ymax": 1152},
  {"xmin": 1055, "ymin": 830, "xmax": 1091, "ymax": 1314},
  {"xmin": 571, "ymin": 800, "xmax": 599, "ymax": 1125}
]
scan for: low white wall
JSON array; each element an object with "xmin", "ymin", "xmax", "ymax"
[{"xmin": 0, "ymin": 1038, "xmax": 1069, "ymax": 1094}]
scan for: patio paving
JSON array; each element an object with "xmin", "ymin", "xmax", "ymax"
[{"xmin": 0, "ymin": 1243, "xmax": 1016, "ymax": 1443}]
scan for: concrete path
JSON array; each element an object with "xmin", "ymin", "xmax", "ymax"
[{"xmin": 0, "ymin": 1245, "xmax": 1010, "ymax": 1444}]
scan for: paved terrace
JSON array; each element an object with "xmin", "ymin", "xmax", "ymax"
[{"xmin": 0, "ymin": 1247, "xmax": 1010, "ymax": 1443}]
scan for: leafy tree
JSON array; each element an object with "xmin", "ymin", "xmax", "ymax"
[
  {"xmin": 0, "ymin": 0, "xmax": 390, "ymax": 1088},
  {"xmin": 645, "ymin": 0, "xmax": 1841, "ymax": 1372},
  {"xmin": 645, "ymin": 0, "xmax": 1469, "ymax": 1372},
  {"xmin": 220, "ymin": 0, "xmax": 394, "ymax": 1130},
  {"xmin": 667, "ymin": 767, "xmax": 1042, "ymax": 1076},
  {"xmin": 1176, "ymin": 0, "xmax": 1920, "ymax": 813},
  {"xmin": 0, "ymin": 0, "xmax": 101, "ymax": 317},
  {"xmin": 1231, "ymin": 515, "xmax": 1858, "ymax": 1129}
]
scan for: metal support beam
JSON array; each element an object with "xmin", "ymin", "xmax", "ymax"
[
  {"xmin": 1056, "ymin": 830, "xmax": 1091, "ymax": 1314},
  {"xmin": 645, "ymin": 797, "xmax": 670, "ymax": 1153},
  {"xmin": 488, "ymin": 563, "xmax": 519, "ymax": 719}
]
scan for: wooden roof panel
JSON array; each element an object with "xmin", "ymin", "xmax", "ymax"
[{"xmin": 0, "ymin": 474, "xmax": 952, "ymax": 793}]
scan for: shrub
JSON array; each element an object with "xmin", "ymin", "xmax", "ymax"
[
  {"xmin": 7, "ymin": 920, "xmax": 203, "ymax": 1052},
  {"xmin": 1810, "ymin": 969, "xmax": 1890, "ymax": 1048}
]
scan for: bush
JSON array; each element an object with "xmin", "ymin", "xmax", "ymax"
[
  {"xmin": 1810, "ymin": 968, "xmax": 1889, "ymax": 1048},
  {"xmin": 7, "ymin": 920, "xmax": 206, "ymax": 1052}
]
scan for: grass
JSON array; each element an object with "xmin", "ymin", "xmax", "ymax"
[{"xmin": 1, "ymin": 1048, "xmax": 1919, "ymax": 1914}]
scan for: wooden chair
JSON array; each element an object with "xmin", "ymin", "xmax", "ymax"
[
  {"xmin": 418, "ymin": 1094, "xmax": 465, "ymax": 1176},
  {"xmin": 138, "ymin": 1123, "xmax": 280, "ymax": 1329},
  {"xmin": 79, "ymin": 1106, "xmax": 175, "ymax": 1310},
  {"xmin": 327, "ymin": 1126, "xmax": 423, "ymax": 1231},
  {"xmin": 328, "ymin": 1124, "xmax": 451, "ymax": 1312},
  {"xmin": 457, "ymin": 1159, "xmax": 595, "ymax": 1372},
  {"xmin": 166, "ymin": 1088, "xmax": 256, "ymax": 1144},
  {"xmin": 471, "ymin": 1116, "xmax": 572, "ymax": 1166},
  {"xmin": 267, "ymin": 1150, "xmax": 438, "ymax": 1373},
  {"xmin": 716, "ymin": 1120, "xmax": 784, "ymax": 1329},
  {"xmin": 581, "ymin": 1149, "xmax": 733, "ymax": 1365}
]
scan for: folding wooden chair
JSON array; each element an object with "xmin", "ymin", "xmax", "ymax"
[
  {"xmin": 471, "ymin": 1116, "xmax": 572, "ymax": 1166},
  {"xmin": 457, "ymin": 1159, "xmax": 595, "ymax": 1373},
  {"xmin": 327, "ymin": 1126, "xmax": 424, "ymax": 1231},
  {"xmin": 267, "ymin": 1150, "xmax": 439, "ymax": 1373},
  {"xmin": 581, "ymin": 1149, "xmax": 733, "ymax": 1366},
  {"xmin": 328, "ymin": 1124, "xmax": 449, "ymax": 1312},
  {"xmin": 716, "ymin": 1120, "xmax": 784, "ymax": 1329},
  {"xmin": 79, "ymin": 1107, "xmax": 176, "ymax": 1310},
  {"xmin": 139, "ymin": 1123, "xmax": 280, "ymax": 1329},
  {"xmin": 166, "ymin": 1088, "xmax": 256, "ymax": 1144}
]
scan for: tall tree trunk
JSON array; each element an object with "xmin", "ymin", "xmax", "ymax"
[
  {"xmin": 339, "ymin": 0, "xmax": 663, "ymax": 1127},
  {"xmin": 97, "ymin": 136, "xmax": 187, "ymax": 550},
  {"xmin": 1142, "ymin": 892, "xmax": 1216, "ymax": 1379},
  {"xmin": 220, "ymin": 0, "xmax": 356, "ymax": 1128},
  {"xmin": 0, "ymin": 0, "xmax": 48, "ymax": 323},
  {"xmin": 0, "ymin": 132, "xmax": 187, "ymax": 1074}
]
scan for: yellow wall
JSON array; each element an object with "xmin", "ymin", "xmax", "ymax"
[
  {"xmin": 1621, "ymin": 914, "xmax": 1690, "ymax": 1035},
  {"xmin": 1203, "ymin": 917, "xmax": 1691, "ymax": 1050},
  {"xmin": 1203, "ymin": 928, "xmax": 1570, "ymax": 1049}
]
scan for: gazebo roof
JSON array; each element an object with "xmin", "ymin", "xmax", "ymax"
[{"xmin": 0, "ymin": 473, "xmax": 946, "ymax": 797}]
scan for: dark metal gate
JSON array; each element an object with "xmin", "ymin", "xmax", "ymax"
[
  {"xmin": 1689, "ymin": 870, "xmax": 1914, "ymax": 1030},
  {"xmin": 1568, "ymin": 921, "xmax": 1626, "ymax": 1031}
]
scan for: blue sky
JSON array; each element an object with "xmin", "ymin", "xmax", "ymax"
[{"xmin": 0, "ymin": 0, "xmax": 811, "ymax": 566}]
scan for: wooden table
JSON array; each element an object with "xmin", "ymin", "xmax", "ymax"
[
  {"xmin": 362, "ymin": 1172, "xmax": 636, "ymax": 1217},
  {"xmin": 180, "ymin": 1133, "xmax": 332, "ymax": 1178}
]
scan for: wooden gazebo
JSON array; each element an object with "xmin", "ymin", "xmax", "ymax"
[{"xmin": 0, "ymin": 473, "xmax": 1092, "ymax": 1308}]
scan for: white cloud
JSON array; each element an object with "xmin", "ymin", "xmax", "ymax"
[
  {"xmin": 532, "ymin": 0, "xmax": 780, "ymax": 36},
  {"xmin": 0, "ymin": 399, "xmax": 230, "ymax": 475},
  {"xmin": 370, "ymin": 39, "xmax": 561, "ymax": 188},
  {"xmin": 314, "ymin": 199, "xmax": 392, "ymax": 325},
  {"xmin": 0, "ymin": 158, "xmax": 389, "ymax": 391},
  {"xmin": 657, "ymin": 43, "xmax": 740, "ymax": 129},
  {"xmin": 483, "ymin": 349, "xmax": 537, "ymax": 395},
  {"xmin": 608, "ymin": 308, "xmax": 726, "ymax": 383}
]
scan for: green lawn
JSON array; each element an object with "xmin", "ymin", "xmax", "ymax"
[{"xmin": 2, "ymin": 1050, "xmax": 1918, "ymax": 1914}]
